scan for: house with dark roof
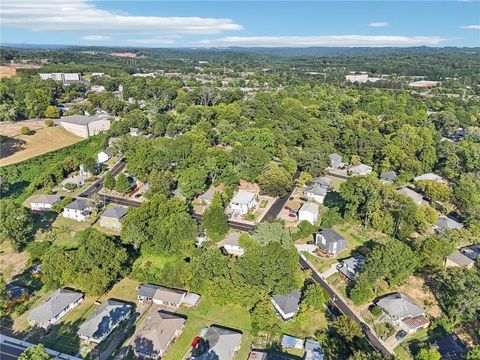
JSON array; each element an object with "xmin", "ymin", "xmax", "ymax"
[
  {"xmin": 445, "ymin": 251, "xmax": 475, "ymax": 269},
  {"xmin": 380, "ymin": 171, "xmax": 397, "ymax": 183},
  {"xmin": 314, "ymin": 229, "xmax": 347, "ymax": 256},
  {"xmin": 28, "ymin": 288, "xmax": 84, "ymax": 330},
  {"xmin": 337, "ymin": 255, "xmax": 365, "ymax": 282},
  {"xmin": 29, "ymin": 194, "xmax": 62, "ymax": 211},
  {"xmin": 137, "ymin": 284, "xmax": 187, "ymax": 309},
  {"xmin": 78, "ymin": 300, "xmax": 132, "ymax": 344},
  {"xmin": 312, "ymin": 177, "xmax": 333, "ymax": 190},
  {"xmin": 100, "ymin": 206, "xmax": 128, "ymax": 231},
  {"xmin": 376, "ymin": 293, "xmax": 429, "ymax": 334},
  {"xmin": 271, "ymin": 290, "xmax": 302, "ymax": 321},
  {"xmin": 63, "ymin": 198, "xmax": 92, "ymax": 222},
  {"xmin": 460, "ymin": 243, "xmax": 480, "ymax": 261},
  {"xmin": 191, "ymin": 325, "xmax": 242, "ymax": 360},
  {"xmin": 133, "ymin": 310, "xmax": 185, "ymax": 359}
]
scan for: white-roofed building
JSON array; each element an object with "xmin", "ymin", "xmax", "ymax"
[
  {"xmin": 414, "ymin": 173, "xmax": 445, "ymax": 183},
  {"xmin": 229, "ymin": 190, "xmax": 257, "ymax": 215},
  {"xmin": 298, "ymin": 202, "xmax": 319, "ymax": 225}
]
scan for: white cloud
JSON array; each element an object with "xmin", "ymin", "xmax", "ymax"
[
  {"xmin": 82, "ymin": 35, "xmax": 111, "ymax": 41},
  {"xmin": 1, "ymin": 0, "xmax": 242, "ymax": 35},
  {"xmin": 197, "ymin": 35, "xmax": 447, "ymax": 47},
  {"xmin": 369, "ymin": 22, "xmax": 389, "ymax": 27},
  {"xmin": 126, "ymin": 37, "xmax": 178, "ymax": 46},
  {"xmin": 461, "ymin": 25, "xmax": 480, "ymax": 29}
]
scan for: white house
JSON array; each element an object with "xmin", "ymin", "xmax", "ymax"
[
  {"xmin": 298, "ymin": 202, "xmax": 319, "ymax": 225},
  {"xmin": 220, "ymin": 232, "xmax": 245, "ymax": 256},
  {"xmin": 39, "ymin": 73, "xmax": 81, "ymax": 82},
  {"xmin": 271, "ymin": 291, "xmax": 301, "ymax": 321},
  {"xmin": 97, "ymin": 150, "xmax": 113, "ymax": 164},
  {"xmin": 349, "ymin": 164, "xmax": 373, "ymax": 176},
  {"xmin": 229, "ymin": 190, "xmax": 257, "ymax": 215},
  {"xmin": 137, "ymin": 284, "xmax": 187, "ymax": 309},
  {"xmin": 28, "ymin": 289, "xmax": 83, "ymax": 330},
  {"xmin": 414, "ymin": 173, "xmax": 445, "ymax": 183},
  {"xmin": 29, "ymin": 194, "xmax": 62, "ymax": 211},
  {"xmin": 304, "ymin": 184, "xmax": 327, "ymax": 204},
  {"xmin": 63, "ymin": 199, "xmax": 92, "ymax": 222}
]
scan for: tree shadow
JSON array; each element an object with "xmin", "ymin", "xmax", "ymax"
[{"xmin": 0, "ymin": 136, "xmax": 26, "ymax": 159}]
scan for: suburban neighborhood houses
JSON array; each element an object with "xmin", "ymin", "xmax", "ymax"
[{"xmin": 1, "ymin": 36, "xmax": 480, "ymax": 360}]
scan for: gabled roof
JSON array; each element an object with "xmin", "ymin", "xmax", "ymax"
[
  {"xmin": 29, "ymin": 288, "xmax": 83, "ymax": 323},
  {"xmin": 318, "ymin": 228, "xmax": 345, "ymax": 243},
  {"xmin": 436, "ymin": 216, "xmax": 463, "ymax": 231},
  {"xmin": 304, "ymin": 184, "xmax": 327, "ymax": 197},
  {"xmin": 376, "ymin": 293, "xmax": 425, "ymax": 319},
  {"xmin": 414, "ymin": 173, "xmax": 444, "ymax": 182},
  {"xmin": 380, "ymin": 171, "xmax": 397, "ymax": 181},
  {"xmin": 329, "ymin": 153, "xmax": 342, "ymax": 162},
  {"xmin": 194, "ymin": 326, "xmax": 242, "ymax": 360},
  {"xmin": 30, "ymin": 194, "xmax": 62, "ymax": 205},
  {"xmin": 281, "ymin": 334, "xmax": 304, "ymax": 349},
  {"xmin": 137, "ymin": 284, "xmax": 186, "ymax": 305},
  {"xmin": 61, "ymin": 115, "xmax": 103, "ymax": 125},
  {"xmin": 133, "ymin": 310, "xmax": 185, "ymax": 356},
  {"xmin": 446, "ymin": 251, "xmax": 474, "ymax": 267},
  {"xmin": 78, "ymin": 300, "xmax": 132, "ymax": 340},
  {"xmin": 312, "ymin": 177, "xmax": 332, "ymax": 188},
  {"xmin": 339, "ymin": 255, "xmax": 365, "ymax": 276},
  {"xmin": 101, "ymin": 206, "xmax": 128, "ymax": 219},
  {"xmin": 272, "ymin": 290, "xmax": 301, "ymax": 315},
  {"xmin": 299, "ymin": 202, "xmax": 319, "ymax": 215},
  {"xmin": 349, "ymin": 164, "xmax": 372, "ymax": 174},
  {"xmin": 64, "ymin": 198, "xmax": 90, "ymax": 211},
  {"xmin": 397, "ymin": 187, "xmax": 426, "ymax": 204}
]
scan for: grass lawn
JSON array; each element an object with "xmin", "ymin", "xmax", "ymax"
[
  {"xmin": 163, "ymin": 298, "xmax": 253, "ymax": 360},
  {"xmin": 98, "ymin": 277, "xmax": 139, "ymax": 304},
  {"xmin": 326, "ymin": 272, "xmax": 348, "ymax": 298},
  {"xmin": 395, "ymin": 345, "xmax": 413, "ymax": 360},
  {"xmin": 52, "ymin": 214, "xmax": 98, "ymax": 233}
]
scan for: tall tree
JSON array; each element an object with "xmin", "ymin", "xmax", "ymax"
[
  {"xmin": 0, "ymin": 200, "xmax": 33, "ymax": 251},
  {"xmin": 18, "ymin": 344, "xmax": 52, "ymax": 360},
  {"xmin": 203, "ymin": 192, "xmax": 229, "ymax": 242},
  {"xmin": 115, "ymin": 172, "xmax": 131, "ymax": 194},
  {"xmin": 103, "ymin": 172, "xmax": 115, "ymax": 190}
]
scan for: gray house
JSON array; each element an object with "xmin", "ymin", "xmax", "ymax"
[
  {"xmin": 380, "ymin": 171, "xmax": 397, "ymax": 183},
  {"xmin": 435, "ymin": 216, "xmax": 463, "ymax": 232},
  {"xmin": 271, "ymin": 290, "xmax": 302, "ymax": 321},
  {"xmin": 329, "ymin": 153, "xmax": 343, "ymax": 169},
  {"xmin": 312, "ymin": 177, "xmax": 333, "ymax": 190},
  {"xmin": 314, "ymin": 229, "xmax": 347, "ymax": 256},
  {"xmin": 192, "ymin": 326, "xmax": 243, "ymax": 360},
  {"xmin": 28, "ymin": 288, "xmax": 84, "ymax": 330},
  {"xmin": 337, "ymin": 255, "xmax": 365, "ymax": 282},
  {"xmin": 99, "ymin": 206, "xmax": 128, "ymax": 231},
  {"xmin": 376, "ymin": 293, "xmax": 429, "ymax": 334}
]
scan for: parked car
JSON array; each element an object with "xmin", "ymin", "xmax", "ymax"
[
  {"xmin": 191, "ymin": 336, "xmax": 201, "ymax": 348},
  {"xmin": 395, "ymin": 330, "xmax": 407, "ymax": 341},
  {"xmin": 284, "ymin": 205, "xmax": 291, "ymax": 211},
  {"xmin": 288, "ymin": 213, "xmax": 297, "ymax": 218}
]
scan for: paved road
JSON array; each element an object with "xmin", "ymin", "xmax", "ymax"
[
  {"xmin": 0, "ymin": 343, "xmax": 23, "ymax": 360},
  {"xmin": 262, "ymin": 170, "xmax": 301, "ymax": 221},
  {"xmin": 98, "ymin": 193, "xmax": 143, "ymax": 207},
  {"xmin": 79, "ymin": 158, "xmax": 126, "ymax": 197},
  {"xmin": 299, "ymin": 254, "xmax": 394, "ymax": 358},
  {"xmin": 192, "ymin": 213, "xmax": 256, "ymax": 232}
]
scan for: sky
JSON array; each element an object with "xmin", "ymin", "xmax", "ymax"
[{"xmin": 1, "ymin": 0, "xmax": 479, "ymax": 48}]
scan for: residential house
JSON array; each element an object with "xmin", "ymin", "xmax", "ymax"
[
  {"xmin": 281, "ymin": 335, "xmax": 304, "ymax": 350},
  {"xmin": 60, "ymin": 115, "xmax": 111, "ymax": 138},
  {"xmin": 460, "ymin": 244, "xmax": 480, "ymax": 261},
  {"xmin": 191, "ymin": 326, "xmax": 242, "ymax": 360},
  {"xmin": 298, "ymin": 202, "xmax": 319, "ymax": 225},
  {"xmin": 445, "ymin": 251, "xmax": 475, "ymax": 269},
  {"xmin": 197, "ymin": 187, "xmax": 217, "ymax": 205},
  {"xmin": 435, "ymin": 216, "xmax": 464, "ymax": 232},
  {"xmin": 271, "ymin": 290, "xmax": 302, "ymax": 321},
  {"xmin": 314, "ymin": 229, "xmax": 347, "ymax": 256},
  {"xmin": 414, "ymin": 173, "xmax": 445, "ymax": 183},
  {"xmin": 61, "ymin": 174, "xmax": 89, "ymax": 189},
  {"xmin": 220, "ymin": 232, "xmax": 245, "ymax": 256},
  {"xmin": 229, "ymin": 190, "xmax": 257, "ymax": 215},
  {"xmin": 312, "ymin": 177, "xmax": 333, "ymax": 190},
  {"xmin": 304, "ymin": 184, "xmax": 327, "ymax": 204},
  {"xmin": 380, "ymin": 171, "xmax": 397, "ymax": 183},
  {"xmin": 29, "ymin": 194, "xmax": 62, "ymax": 211},
  {"xmin": 99, "ymin": 206, "xmax": 128, "ymax": 231},
  {"xmin": 348, "ymin": 164, "xmax": 373, "ymax": 176},
  {"xmin": 304, "ymin": 339, "xmax": 323, "ymax": 360},
  {"xmin": 78, "ymin": 300, "xmax": 132, "ymax": 344},
  {"xmin": 376, "ymin": 293, "xmax": 429, "ymax": 334},
  {"xmin": 133, "ymin": 310, "xmax": 185, "ymax": 359},
  {"xmin": 337, "ymin": 255, "xmax": 365, "ymax": 282},
  {"xmin": 329, "ymin": 153, "xmax": 343, "ymax": 169},
  {"xmin": 39, "ymin": 73, "xmax": 81, "ymax": 82},
  {"xmin": 397, "ymin": 187, "xmax": 428, "ymax": 206},
  {"xmin": 28, "ymin": 288, "xmax": 84, "ymax": 330},
  {"xmin": 63, "ymin": 199, "xmax": 92, "ymax": 222},
  {"xmin": 97, "ymin": 150, "xmax": 113, "ymax": 164},
  {"xmin": 137, "ymin": 284, "xmax": 187, "ymax": 309}
]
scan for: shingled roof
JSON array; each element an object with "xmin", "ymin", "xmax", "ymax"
[{"xmin": 29, "ymin": 288, "xmax": 83, "ymax": 323}]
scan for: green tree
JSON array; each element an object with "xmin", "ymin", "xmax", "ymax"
[
  {"xmin": 350, "ymin": 276, "xmax": 375, "ymax": 305},
  {"xmin": 415, "ymin": 180, "xmax": 452, "ymax": 203},
  {"xmin": 115, "ymin": 172, "xmax": 131, "ymax": 194},
  {"xmin": 44, "ymin": 119, "xmax": 54, "ymax": 127},
  {"xmin": 258, "ymin": 162, "xmax": 293, "ymax": 197},
  {"xmin": 250, "ymin": 298, "xmax": 279, "ymax": 333},
  {"xmin": 415, "ymin": 348, "xmax": 441, "ymax": 360},
  {"xmin": 331, "ymin": 315, "xmax": 363, "ymax": 343},
  {"xmin": 302, "ymin": 283, "xmax": 328, "ymax": 310},
  {"xmin": 20, "ymin": 126, "xmax": 31, "ymax": 135},
  {"xmin": 146, "ymin": 169, "xmax": 175, "ymax": 198},
  {"xmin": 18, "ymin": 344, "xmax": 52, "ymax": 360},
  {"xmin": 466, "ymin": 346, "xmax": 480, "ymax": 360},
  {"xmin": 0, "ymin": 277, "xmax": 10, "ymax": 317},
  {"xmin": 103, "ymin": 172, "xmax": 115, "ymax": 190},
  {"xmin": 251, "ymin": 222, "xmax": 292, "ymax": 248},
  {"xmin": 203, "ymin": 192, "xmax": 229, "ymax": 242},
  {"xmin": 43, "ymin": 105, "xmax": 60, "ymax": 119},
  {"xmin": 178, "ymin": 167, "xmax": 208, "ymax": 199},
  {"xmin": 0, "ymin": 200, "xmax": 34, "ymax": 251}
]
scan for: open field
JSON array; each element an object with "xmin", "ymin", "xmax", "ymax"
[
  {"xmin": 0, "ymin": 127, "xmax": 83, "ymax": 166},
  {"xmin": 0, "ymin": 241, "xmax": 29, "ymax": 280}
]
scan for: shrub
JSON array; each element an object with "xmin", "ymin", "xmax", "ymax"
[
  {"xmin": 44, "ymin": 119, "xmax": 54, "ymax": 127},
  {"xmin": 20, "ymin": 126, "xmax": 31, "ymax": 135},
  {"xmin": 371, "ymin": 306, "xmax": 382, "ymax": 317}
]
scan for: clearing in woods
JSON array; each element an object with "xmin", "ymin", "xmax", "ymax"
[{"xmin": 0, "ymin": 126, "xmax": 83, "ymax": 166}]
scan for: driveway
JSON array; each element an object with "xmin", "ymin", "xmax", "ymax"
[{"xmin": 321, "ymin": 262, "xmax": 339, "ymax": 279}]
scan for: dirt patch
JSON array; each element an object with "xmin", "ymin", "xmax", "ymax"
[
  {"xmin": 0, "ymin": 241, "xmax": 28, "ymax": 280},
  {"xmin": 397, "ymin": 275, "xmax": 442, "ymax": 318},
  {"xmin": 0, "ymin": 66, "xmax": 16, "ymax": 78},
  {"xmin": 0, "ymin": 127, "xmax": 83, "ymax": 166},
  {"xmin": 0, "ymin": 119, "xmax": 46, "ymax": 137}
]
